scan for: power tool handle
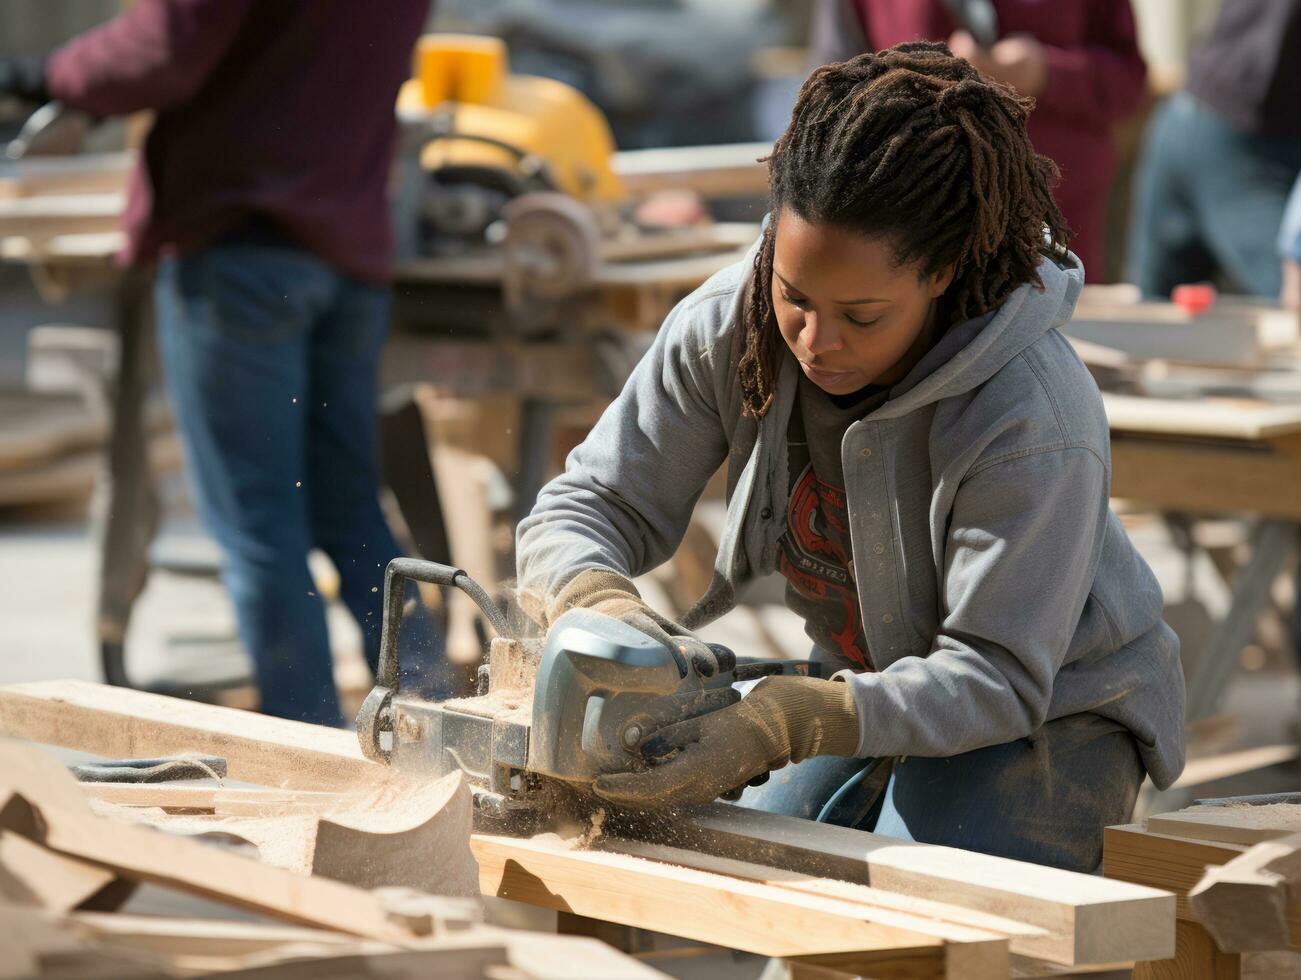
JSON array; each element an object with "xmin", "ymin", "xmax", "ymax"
[{"xmin": 375, "ymin": 557, "xmax": 511, "ymax": 690}]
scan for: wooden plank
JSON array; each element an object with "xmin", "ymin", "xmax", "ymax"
[
  {"xmin": 1110, "ymin": 438, "xmax": 1301, "ymax": 522},
  {"xmin": 0, "ymin": 193, "xmax": 124, "ymax": 238},
  {"xmin": 1188, "ymin": 833, "xmax": 1301, "ymax": 951},
  {"xmin": 80, "ymin": 782, "xmax": 345, "ymax": 815},
  {"xmin": 605, "ymin": 836, "xmax": 1027, "ymax": 962},
  {"xmin": 73, "ymin": 914, "xmax": 665, "ymax": 980},
  {"xmin": 0, "ymin": 152, "xmax": 131, "ymax": 198},
  {"xmin": 0, "ymin": 742, "xmax": 414, "ymax": 942},
  {"xmin": 0, "ymin": 828, "xmax": 118, "ymax": 912},
  {"xmin": 1103, "ymin": 394, "xmax": 1301, "ymax": 442},
  {"xmin": 1102, "ymin": 824, "xmax": 1292, "ymax": 933},
  {"xmin": 611, "ymin": 142, "xmax": 770, "ymax": 198},
  {"xmin": 0, "ymin": 679, "xmax": 381, "ymax": 792},
  {"xmin": 650, "ymin": 803, "xmax": 1175, "ymax": 965},
  {"xmin": 1148, "ymin": 805, "xmax": 1301, "ymax": 847},
  {"xmin": 471, "ymin": 831, "xmax": 1004, "ymax": 979},
  {"xmin": 309, "ymin": 771, "xmax": 480, "ymax": 897},
  {"xmin": 1132, "ymin": 919, "xmax": 1241, "ymax": 980},
  {"xmin": 1171, "ymin": 745, "xmax": 1301, "ymax": 791}
]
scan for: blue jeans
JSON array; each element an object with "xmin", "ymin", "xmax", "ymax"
[
  {"xmin": 155, "ymin": 236, "xmax": 441, "ymax": 725},
  {"xmin": 1127, "ymin": 92, "xmax": 1301, "ymax": 299},
  {"xmin": 739, "ymin": 712, "xmax": 1144, "ymax": 873}
]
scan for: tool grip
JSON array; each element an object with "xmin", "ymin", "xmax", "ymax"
[{"xmin": 375, "ymin": 557, "xmax": 511, "ymax": 690}]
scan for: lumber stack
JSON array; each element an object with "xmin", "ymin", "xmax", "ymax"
[
  {"xmin": 0, "ymin": 680, "xmax": 1180, "ymax": 978},
  {"xmin": 1105, "ymin": 800, "xmax": 1301, "ymax": 978}
]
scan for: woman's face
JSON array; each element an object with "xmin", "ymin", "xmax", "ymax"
[{"xmin": 771, "ymin": 207, "xmax": 953, "ymax": 395}]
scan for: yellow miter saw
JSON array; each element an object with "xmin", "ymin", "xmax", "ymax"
[
  {"xmin": 356, "ymin": 559, "xmax": 817, "ymax": 833},
  {"xmin": 397, "ymin": 34, "xmax": 622, "ymax": 324}
]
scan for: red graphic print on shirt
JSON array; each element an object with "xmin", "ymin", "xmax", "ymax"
[{"xmin": 778, "ymin": 463, "xmax": 873, "ymax": 670}]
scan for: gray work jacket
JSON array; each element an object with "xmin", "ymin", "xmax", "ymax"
[{"xmin": 517, "ymin": 240, "xmax": 1185, "ymax": 789}]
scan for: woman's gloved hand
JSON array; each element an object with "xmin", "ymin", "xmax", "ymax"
[
  {"xmin": 591, "ymin": 674, "xmax": 862, "ymax": 809},
  {"xmin": 546, "ymin": 568, "xmax": 725, "ymax": 677}
]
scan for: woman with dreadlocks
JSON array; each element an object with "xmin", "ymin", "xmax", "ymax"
[{"xmin": 516, "ymin": 42, "xmax": 1183, "ymax": 871}]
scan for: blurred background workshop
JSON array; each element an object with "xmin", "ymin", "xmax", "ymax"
[{"xmin": 2, "ymin": 1, "xmax": 1301, "ymax": 976}]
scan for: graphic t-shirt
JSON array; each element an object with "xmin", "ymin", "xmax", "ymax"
[{"xmin": 778, "ymin": 374, "xmax": 889, "ymax": 671}]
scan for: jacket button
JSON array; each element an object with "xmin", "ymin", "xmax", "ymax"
[
  {"xmin": 873, "ymin": 543, "xmax": 884, "ymax": 554},
  {"xmin": 882, "ymin": 613, "xmax": 894, "ymax": 624},
  {"xmin": 760, "ymin": 507, "xmax": 773, "ymax": 520},
  {"xmin": 860, "ymin": 448, "xmax": 872, "ymax": 458}
]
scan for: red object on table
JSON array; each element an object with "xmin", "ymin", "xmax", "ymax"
[{"xmin": 1171, "ymin": 283, "xmax": 1218, "ymax": 315}]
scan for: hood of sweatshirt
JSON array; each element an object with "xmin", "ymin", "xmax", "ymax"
[{"xmin": 870, "ymin": 249, "xmax": 1086, "ymax": 419}]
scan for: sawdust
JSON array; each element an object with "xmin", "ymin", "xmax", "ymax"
[
  {"xmin": 441, "ymin": 687, "xmax": 531, "ymax": 719},
  {"xmin": 579, "ymin": 808, "xmax": 607, "ymax": 849},
  {"xmin": 549, "ymin": 807, "xmax": 609, "ymax": 851}
]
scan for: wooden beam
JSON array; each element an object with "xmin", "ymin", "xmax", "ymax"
[
  {"xmin": 1170, "ymin": 745, "xmax": 1301, "ymax": 791},
  {"xmin": 79, "ymin": 783, "xmax": 345, "ymax": 816},
  {"xmin": 610, "ymin": 142, "xmax": 770, "ymax": 198},
  {"xmin": 1110, "ymin": 437, "xmax": 1301, "ymax": 521},
  {"xmin": 472, "ymin": 831, "xmax": 1007, "ymax": 979},
  {"xmin": 605, "ymin": 835, "xmax": 1025, "ymax": 976},
  {"xmin": 0, "ymin": 679, "xmax": 380, "ymax": 792},
  {"xmin": 1103, "ymin": 394, "xmax": 1301, "ymax": 442},
  {"xmin": 0, "ymin": 828, "xmax": 118, "ymax": 912},
  {"xmin": 652, "ymin": 803, "xmax": 1175, "ymax": 966},
  {"xmin": 1188, "ymin": 833, "xmax": 1301, "ymax": 951},
  {"xmin": 1132, "ymin": 919, "xmax": 1241, "ymax": 980},
  {"xmin": 1147, "ymin": 805, "xmax": 1301, "ymax": 847},
  {"xmin": 0, "ymin": 742, "xmax": 415, "ymax": 942},
  {"xmin": 1103, "ymin": 824, "xmax": 1287, "ymax": 932}
]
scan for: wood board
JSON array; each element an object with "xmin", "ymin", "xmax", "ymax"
[
  {"xmin": 0, "ymin": 742, "xmax": 417, "ymax": 943},
  {"xmin": 1103, "ymin": 824, "xmax": 1288, "ymax": 930},
  {"xmin": 611, "ymin": 141, "xmax": 770, "ymax": 198},
  {"xmin": 472, "ymin": 831, "xmax": 1005, "ymax": 979},
  {"xmin": 1147, "ymin": 805, "xmax": 1301, "ymax": 847},
  {"xmin": 0, "ymin": 680, "xmax": 381, "ymax": 792},
  {"xmin": 659, "ymin": 802, "xmax": 1176, "ymax": 965},
  {"xmin": 79, "ymin": 783, "xmax": 345, "ymax": 816},
  {"xmin": 1102, "ymin": 393, "xmax": 1301, "ymax": 442}
]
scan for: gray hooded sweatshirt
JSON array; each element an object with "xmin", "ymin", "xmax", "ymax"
[{"xmin": 517, "ymin": 241, "xmax": 1186, "ymax": 790}]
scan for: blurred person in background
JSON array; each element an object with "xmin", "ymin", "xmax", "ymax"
[
  {"xmin": 1284, "ymin": 176, "xmax": 1301, "ymax": 312},
  {"xmin": 810, "ymin": 0, "xmax": 1147, "ymax": 282},
  {"xmin": 0, "ymin": 0, "xmax": 434, "ymax": 725},
  {"xmin": 1126, "ymin": 0, "xmax": 1301, "ymax": 301}
]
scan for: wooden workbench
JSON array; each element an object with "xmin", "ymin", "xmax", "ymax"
[{"xmin": 1066, "ymin": 295, "xmax": 1301, "ymax": 739}]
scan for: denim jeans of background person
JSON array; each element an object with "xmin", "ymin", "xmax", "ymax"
[
  {"xmin": 1125, "ymin": 0, "xmax": 1301, "ymax": 299},
  {"xmin": 155, "ymin": 223, "xmax": 445, "ymax": 726},
  {"xmin": 1127, "ymin": 93, "xmax": 1301, "ymax": 299}
]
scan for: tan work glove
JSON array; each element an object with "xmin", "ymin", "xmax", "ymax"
[
  {"xmin": 548, "ymin": 569, "xmax": 724, "ymax": 676},
  {"xmin": 591, "ymin": 674, "xmax": 861, "ymax": 809}
]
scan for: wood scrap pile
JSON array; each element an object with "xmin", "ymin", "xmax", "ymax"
[
  {"xmin": 0, "ymin": 738, "xmax": 660, "ymax": 979},
  {"xmin": 0, "ymin": 679, "xmax": 1182, "ymax": 979},
  {"xmin": 1105, "ymin": 797, "xmax": 1301, "ymax": 978}
]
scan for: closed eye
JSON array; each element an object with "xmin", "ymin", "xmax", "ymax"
[
  {"xmin": 845, "ymin": 314, "xmax": 881, "ymax": 327},
  {"xmin": 780, "ymin": 291, "xmax": 810, "ymax": 310}
]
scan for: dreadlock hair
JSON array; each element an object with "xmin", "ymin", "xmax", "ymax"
[{"xmin": 738, "ymin": 41, "xmax": 1069, "ymax": 418}]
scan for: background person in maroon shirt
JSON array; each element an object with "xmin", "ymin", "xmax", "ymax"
[
  {"xmin": 0, "ymin": 0, "xmax": 435, "ymax": 725},
  {"xmin": 811, "ymin": 0, "xmax": 1147, "ymax": 282}
]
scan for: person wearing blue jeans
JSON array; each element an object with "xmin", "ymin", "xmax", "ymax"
[
  {"xmin": 738, "ymin": 713, "xmax": 1143, "ymax": 873},
  {"xmin": 10, "ymin": 1, "xmax": 435, "ymax": 722},
  {"xmin": 1125, "ymin": 1, "xmax": 1301, "ymax": 299},
  {"xmin": 155, "ymin": 225, "xmax": 438, "ymax": 725},
  {"xmin": 1127, "ymin": 93, "xmax": 1301, "ymax": 299}
]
